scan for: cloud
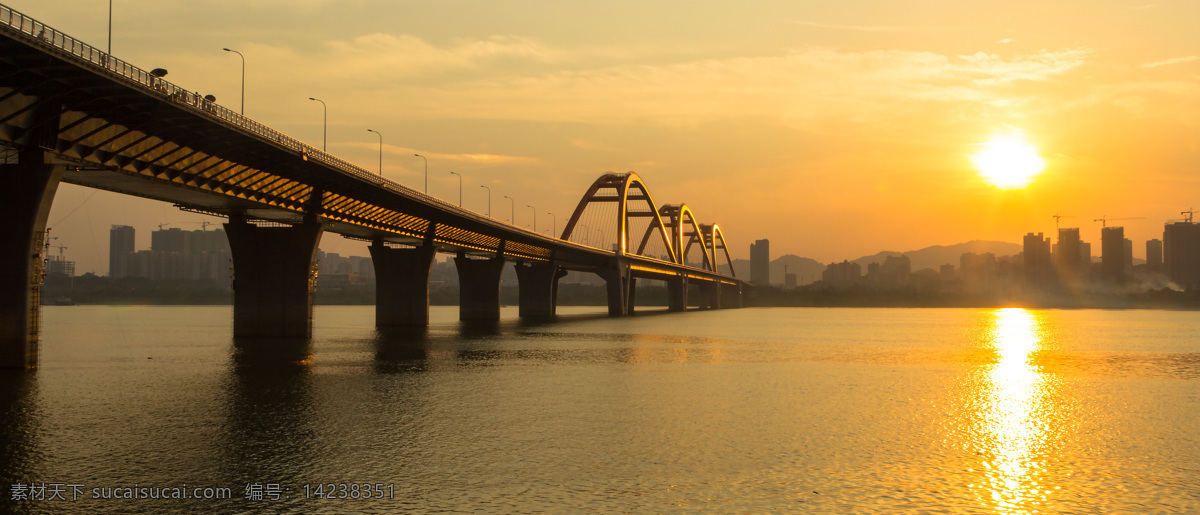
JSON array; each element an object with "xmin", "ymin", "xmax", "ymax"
[
  {"xmin": 1141, "ymin": 56, "xmax": 1199, "ymax": 68},
  {"xmin": 787, "ymin": 21, "xmax": 953, "ymax": 33}
]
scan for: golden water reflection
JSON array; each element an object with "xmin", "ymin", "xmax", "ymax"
[{"xmin": 976, "ymin": 308, "xmax": 1056, "ymax": 513}]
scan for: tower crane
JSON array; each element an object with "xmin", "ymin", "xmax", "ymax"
[
  {"xmin": 1183, "ymin": 208, "xmax": 1194, "ymax": 223},
  {"xmin": 1093, "ymin": 216, "xmax": 1144, "ymax": 228},
  {"xmin": 1052, "ymin": 213, "xmax": 1074, "ymax": 228}
]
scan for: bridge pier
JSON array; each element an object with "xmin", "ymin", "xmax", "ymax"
[
  {"xmin": 515, "ymin": 262, "xmax": 563, "ymax": 320},
  {"xmin": 668, "ymin": 275, "xmax": 688, "ymax": 311},
  {"xmin": 369, "ymin": 242, "xmax": 436, "ymax": 327},
  {"xmin": 603, "ymin": 261, "xmax": 633, "ymax": 316},
  {"xmin": 0, "ymin": 149, "xmax": 62, "ymax": 369},
  {"xmin": 697, "ymin": 279, "xmax": 721, "ymax": 310},
  {"xmin": 225, "ymin": 215, "xmax": 323, "ymax": 338},
  {"xmin": 455, "ymin": 254, "xmax": 505, "ymax": 321},
  {"xmin": 721, "ymin": 282, "xmax": 742, "ymax": 309}
]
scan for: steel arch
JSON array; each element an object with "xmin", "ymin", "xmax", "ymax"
[{"xmin": 561, "ymin": 172, "xmax": 675, "ymax": 263}]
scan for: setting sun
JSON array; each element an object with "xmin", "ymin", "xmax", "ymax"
[{"xmin": 970, "ymin": 132, "xmax": 1047, "ymax": 190}]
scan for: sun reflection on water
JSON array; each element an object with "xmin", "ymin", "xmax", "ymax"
[{"xmin": 978, "ymin": 307, "xmax": 1053, "ymax": 513}]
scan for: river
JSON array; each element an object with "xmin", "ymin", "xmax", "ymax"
[{"xmin": 2, "ymin": 305, "xmax": 1198, "ymax": 513}]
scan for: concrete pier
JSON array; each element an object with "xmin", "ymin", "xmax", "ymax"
[
  {"xmin": 454, "ymin": 255, "xmax": 505, "ymax": 321},
  {"xmin": 369, "ymin": 242, "xmax": 436, "ymax": 327},
  {"xmin": 515, "ymin": 262, "xmax": 562, "ymax": 320},
  {"xmin": 668, "ymin": 275, "xmax": 689, "ymax": 312},
  {"xmin": 0, "ymin": 148, "xmax": 62, "ymax": 369},
  {"xmin": 604, "ymin": 261, "xmax": 632, "ymax": 316},
  {"xmin": 225, "ymin": 216, "xmax": 323, "ymax": 338}
]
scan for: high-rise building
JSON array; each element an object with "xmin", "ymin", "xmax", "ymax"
[
  {"xmin": 1056, "ymin": 228, "xmax": 1082, "ymax": 277},
  {"xmin": 1023, "ymin": 232, "xmax": 1053, "ymax": 287},
  {"xmin": 822, "ymin": 260, "xmax": 861, "ymax": 284},
  {"xmin": 1147, "ymin": 239, "xmax": 1163, "ymax": 274},
  {"xmin": 1124, "ymin": 238, "xmax": 1133, "ymax": 271},
  {"xmin": 750, "ymin": 239, "xmax": 770, "ymax": 286},
  {"xmin": 1100, "ymin": 226, "xmax": 1126, "ymax": 283},
  {"xmin": 1164, "ymin": 221, "xmax": 1200, "ymax": 290},
  {"xmin": 109, "ymin": 225, "xmax": 135, "ymax": 278}
]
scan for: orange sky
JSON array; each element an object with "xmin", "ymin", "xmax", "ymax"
[{"xmin": 19, "ymin": 0, "xmax": 1200, "ymax": 273}]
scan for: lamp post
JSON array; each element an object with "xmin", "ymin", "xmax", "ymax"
[
  {"xmin": 308, "ymin": 97, "xmax": 326, "ymax": 151},
  {"xmin": 504, "ymin": 195, "xmax": 514, "ymax": 224},
  {"xmin": 413, "ymin": 154, "xmax": 427, "ymax": 194},
  {"xmin": 526, "ymin": 205, "xmax": 537, "ymax": 233},
  {"xmin": 479, "ymin": 185, "xmax": 491, "ymax": 217},
  {"xmin": 221, "ymin": 48, "xmax": 244, "ymax": 115},
  {"xmin": 547, "ymin": 212, "xmax": 556, "ymax": 238},
  {"xmin": 366, "ymin": 129, "xmax": 382, "ymax": 184},
  {"xmin": 107, "ymin": 0, "xmax": 112, "ymax": 56},
  {"xmin": 579, "ymin": 224, "xmax": 588, "ymax": 246},
  {"xmin": 449, "ymin": 171, "xmax": 462, "ymax": 207}
]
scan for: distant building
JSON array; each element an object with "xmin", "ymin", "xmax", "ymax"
[
  {"xmin": 108, "ymin": 225, "xmax": 231, "ymax": 282},
  {"xmin": 940, "ymin": 263, "xmax": 955, "ymax": 281},
  {"xmin": 878, "ymin": 255, "xmax": 911, "ymax": 285},
  {"xmin": 960, "ymin": 252, "xmax": 996, "ymax": 293},
  {"xmin": 1023, "ymin": 232, "xmax": 1052, "ymax": 287},
  {"xmin": 1147, "ymin": 239, "xmax": 1163, "ymax": 274},
  {"xmin": 1100, "ymin": 226, "xmax": 1126, "ymax": 283},
  {"xmin": 822, "ymin": 260, "xmax": 861, "ymax": 284},
  {"xmin": 1124, "ymin": 238, "xmax": 1133, "ymax": 272},
  {"xmin": 109, "ymin": 225, "xmax": 135, "ymax": 278},
  {"xmin": 1164, "ymin": 221, "xmax": 1200, "ymax": 290},
  {"xmin": 784, "ymin": 273, "xmax": 797, "ymax": 289},
  {"xmin": 750, "ymin": 239, "xmax": 770, "ymax": 286},
  {"xmin": 1055, "ymin": 228, "xmax": 1082, "ymax": 278},
  {"xmin": 45, "ymin": 255, "xmax": 75, "ymax": 277}
]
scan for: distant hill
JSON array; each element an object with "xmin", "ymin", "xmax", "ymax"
[
  {"xmin": 853, "ymin": 240, "xmax": 1023, "ymax": 272},
  {"xmin": 722, "ymin": 254, "xmax": 826, "ymax": 286},
  {"xmin": 726, "ymin": 240, "xmax": 1023, "ymax": 286}
]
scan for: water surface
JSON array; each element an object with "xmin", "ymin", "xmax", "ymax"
[{"xmin": 2, "ymin": 306, "xmax": 1198, "ymax": 513}]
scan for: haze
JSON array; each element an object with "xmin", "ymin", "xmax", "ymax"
[{"xmin": 20, "ymin": 0, "xmax": 1200, "ymax": 274}]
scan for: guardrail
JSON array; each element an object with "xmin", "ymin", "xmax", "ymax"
[
  {"xmin": 0, "ymin": 3, "xmax": 548, "ymax": 235},
  {"xmin": 0, "ymin": 3, "xmax": 727, "ymax": 270}
]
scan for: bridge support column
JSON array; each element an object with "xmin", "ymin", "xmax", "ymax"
[
  {"xmin": 721, "ymin": 282, "xmax": 742, "ymax": 309},
  {"xmin": 455, "ymin": 254, "xmax": 505, "ymax": 321},
  {"xmin": 603, "ymin": 261, "xmax": 632, "ymax": 316},
  {"xmin": 668, "ymin": 275, "xmax": 688, "ymax": 312},
  {"xmin": 515, "ymin": 262, "xmax": 562, "ymax": 320},
  {"xmin": 369, "ymin": 243, "xmax": 436, "ymax": 327},
  {"xmin": 225, "ymin": 216, "xmax": 323, "ymax": 338},
  {"xmin": 697, "ymin": 279, "xmax": 721, "ymax": 310},
  {"xmin": 0, "ymin": 149, "xmax": 62, "ymax": 369}
]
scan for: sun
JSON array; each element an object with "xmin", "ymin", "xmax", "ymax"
[{"xmin": 969, "ymin": 132, "xmax": 1047, "ymax": 189}]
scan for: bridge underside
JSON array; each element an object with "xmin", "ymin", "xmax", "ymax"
[{"xmin": 0, "ymin": 10, "xmax": 745, "ymax": 368}]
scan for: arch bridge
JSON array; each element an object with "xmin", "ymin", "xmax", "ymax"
[{"xmin": 0, "ymin": 4, "xmax": 744, "ymax": 369}]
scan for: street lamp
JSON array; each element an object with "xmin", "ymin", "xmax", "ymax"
[
  {"xmin": 366, "ymin": 129, "xmax": 382, "ymax": 184},
  {"xmin": 503, "ymin": 195, "xmax": 514, "ymax": 224},
  {"xmin": 479, "ymin": 185, "xmax": 491, "ymax": 217},
  {"xmin": 221, "ymin": 48, "xmax": 244, "ymax": 115},
  {"xmin": 449, "ymin": 171, "xmax": 462, "ymax": 207},
  {"xmin": 526, "ymin": 205, "xmax": 537, "ymax": 232},
  {"xmin": 308, "ymin": 97, "xmax": 326, "ymax": 151},
  {"xmin": 107, "ymin": 0, "xmax": 112, "ymax": 56},
  {"xmin": 579, "ymin": 224, "xmax": 588, "ymax": 245},
  {"xmin": 547, "ymin": 212, "xmax": 556, "ymax": 238},
  {"xmin": 413, "ymin": 154, "xmax": 427, "ymax": 194}
]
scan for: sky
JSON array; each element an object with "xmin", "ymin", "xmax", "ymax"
[{"xmin": 18, "ymin": 0, "xmax": 1200, "ymax": 274}]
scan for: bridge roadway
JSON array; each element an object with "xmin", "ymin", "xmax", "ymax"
[{"xmin": 0, "ymin": 4, "xmax": 745, "ymax": 368}]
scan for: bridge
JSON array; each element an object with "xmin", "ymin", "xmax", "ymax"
[{"xmin": 0, "ymin": 4, "xmax": 745, "ymax": 369}]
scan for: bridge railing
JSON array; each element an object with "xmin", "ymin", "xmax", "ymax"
[{"xmin": 0, "ymin": 4, "xmax": 560, "ymax": 241}]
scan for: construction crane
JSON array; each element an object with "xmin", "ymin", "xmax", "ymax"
[
  {"xmin": 1183, "ymin": 208, "xmax": 1194, "ymax": 223},
  {"xmin": 1093, "ymin": 216, "xmax": 1145, "ymax": 228},
  {"xmin": 1052, "ymin": 213, "xmax": 1074, "ymax": 228}
]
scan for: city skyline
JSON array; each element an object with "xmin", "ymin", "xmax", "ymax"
[{"xmin": 19, "ymin": 0, "xmax": 1200, "ymax": 274}]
